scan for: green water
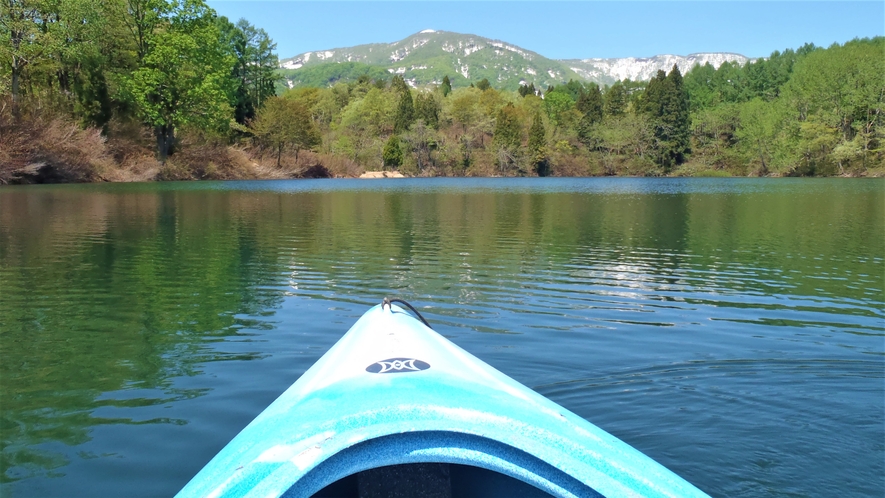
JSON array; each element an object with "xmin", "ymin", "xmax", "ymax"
[{"xmin": 0, "ymin": 178, "xmax": 882, "ymax": 497}]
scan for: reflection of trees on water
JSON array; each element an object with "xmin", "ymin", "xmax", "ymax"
[
  {"xmin": 0, "ymin": 190, "xmax": 283, "ymax": 483},
  {"xmin": 0, "ymin": 182, "xmax": 881, "ymax": 484}
]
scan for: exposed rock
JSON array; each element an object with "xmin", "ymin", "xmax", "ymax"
[
  {"xmin": 5, "ymin": 162, "xmax": 70, "ymax": 184},
  {"xmin": 300, "ymin": 164, "xmax": 333, "ymax": 178}
]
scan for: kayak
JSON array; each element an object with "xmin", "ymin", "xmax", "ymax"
[{"xmin": 176, "ymin": 300, "xmax": 710, "ymax": 498}]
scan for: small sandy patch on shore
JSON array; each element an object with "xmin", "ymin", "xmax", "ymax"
[{"xmin": 359, "ymin": 171, "xmax": 405, "ymax": 178}]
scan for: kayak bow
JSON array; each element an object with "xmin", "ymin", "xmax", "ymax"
[{"xmin": 176, "ymin": 302, "xmax": 709, "ymax": 498}]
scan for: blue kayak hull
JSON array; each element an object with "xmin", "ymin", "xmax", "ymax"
[{"xmin": 176, "ymin": 304, "xmax": 709, "ymax": 498}]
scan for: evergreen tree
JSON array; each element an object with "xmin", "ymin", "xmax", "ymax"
[
  {"xmin": 476, "ymin": 78, "xmax": 491, "ymax": 91},
  {"xmin": 217, "ymin": 17, "xmax": 279, "ymax": 125},
  {"xmin": 638, "ymin": 70, "xmax": 667, "ymax": 116},
  {"xmin": 528, "ymin": 112, "xmax": 549, "ymax": 176},
  {"xmin": 441, "ymin": 75, "xmax": 452, "ymax": 97},
  {"xmin": 576, "ymin": 84, "xmax": 603, "ymax": 147},
  {"xmin": 576, "ymin": 84, "xmax": 602, "ymax": 116},
  {"xmin": 382, "ymin": 135, "xmax": 403, "ymax": 169},
  {"xmin": 640, "ymin": 66, "xmax": 690, "ymax": 170},
  {"xmin": 560, "ymin": 79, "xmax": 586, "ymax": 101},
  {"xmin": 415, "ymin": 92, "xmax": 440, "ymax": 129},
  {"xmin": 493, "ymin": 103, "xmax": 521, "ymax": 151},
  {"xmin": 392, "ymin": 75, "xmax": 415, "ymax": 133},
  {"xmin": 493, "ymin": 103, "xmax": 521, "ymax": 171},
  {"xmin": 603, "ymin": 82, "xmax": 627, "ymax": 117},
  {"xmin": 659, "ymin": 64, "xmax": 691, "ymax": 168}
]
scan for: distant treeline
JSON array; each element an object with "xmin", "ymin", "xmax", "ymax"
[
  {"xmin": 1, "ymin": 0, "xmax": 882, "ymax": 180},
  {"xmin": 268, "ymin": 37, "xmax": 883, "ymax": 177}
]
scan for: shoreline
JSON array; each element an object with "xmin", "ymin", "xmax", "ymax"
[{"xmin": 2, "ymin": 166, "xmax": 880, "ymax": 186}]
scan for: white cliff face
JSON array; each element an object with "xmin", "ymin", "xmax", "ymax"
[{"xmin": 568, "ymin": 53, "xmax": 751, "ymax": 83}]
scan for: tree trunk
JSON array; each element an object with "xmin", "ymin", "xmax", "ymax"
[
  {"xmin": 11, "ymin": 64, "xmax": 21, "ymax": 114},
  {"xmin": 155, "ymin": 125, "xmax": 175, "ymax": 163}
]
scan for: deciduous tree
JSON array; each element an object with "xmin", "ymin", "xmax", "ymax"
[
  {"xmin": 252, "ymin": 96, "xmax": 320, "ymax": 166},
  {"xmin": 121, "ymin": 0, "xmax": 234, "ymax": 161}
]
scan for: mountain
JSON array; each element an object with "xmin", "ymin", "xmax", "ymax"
[
  {"xmin": 564, "ymin": 53, "xmax": 751, "ymax": 86},
  {"xmin": 279, "ymin": 31, "xmax": 750, "ymax": 90}
]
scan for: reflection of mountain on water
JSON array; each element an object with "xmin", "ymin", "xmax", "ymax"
[{"xmin": 0, "ymin": 179, "xmax": 881, "ymax": 495}]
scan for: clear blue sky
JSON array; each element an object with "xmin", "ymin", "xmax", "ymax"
[{"xmin": 206, "ymin": 1, "xmax": 885, "ymax": 60}]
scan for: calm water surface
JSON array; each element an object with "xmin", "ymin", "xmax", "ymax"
[{"xmin": 0, "ymin": 178, "xmax": 882, "ymax": 497}]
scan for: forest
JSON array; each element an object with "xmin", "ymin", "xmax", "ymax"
[{"xmin": 1, "ymin": 0, "xmax": 883, "ymax": 182}]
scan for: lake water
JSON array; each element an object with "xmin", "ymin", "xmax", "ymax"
[{"xmin": 0, "ymin": 178, "xmax": 882, "ymax": 497}]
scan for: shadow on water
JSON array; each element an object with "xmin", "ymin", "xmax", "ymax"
[{"xmin": 0, "ymin": 178, "xmax": 882, "ymax": 496}]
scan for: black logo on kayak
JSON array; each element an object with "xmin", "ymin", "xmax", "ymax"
[{"xmin": 366, "ymin": 358, "xmax": 430, "ymax": 374}]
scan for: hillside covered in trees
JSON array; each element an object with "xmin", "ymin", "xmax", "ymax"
[{"xmin": 1, "ymin": 0, "xmax": 882, "ymax": 182}]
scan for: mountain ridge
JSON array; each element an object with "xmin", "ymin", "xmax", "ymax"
[{"xmin": 279, "ymin": 30, "xmax": 751, "ymax": 89}]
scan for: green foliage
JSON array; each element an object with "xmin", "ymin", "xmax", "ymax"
[
  {"xmin": 280, "ymin": 62, "xmax": 389, "ymax": 89},
  {"xmin": 528, "ymin": 112, "xmax": 549, "ymax": 176},
  {"xmin": 340, "ymin": 88, "xmax": 398, "ymax": 138},
  {"xmin": 735, "ymin": 97, "xmax": 794, "ymax": 175},
  {"xmin": 658, "ymin": 65, "xmax": 691, "ymax": 169},
  {"xmin": 492, "ymin": 103, "xmax": 521, "ymax": 172},
  {"xmin": 121, "ymin": 0, "xmax": 235, "ymax": 161},
  {"xmin": 382, "ymin": 135, "xmax": 403, "ymax": 169},
  {"xmin": 689, "ymin": 103, "xmax": 742, "ymax": 171},
  {"xmin": 447, "ymin": 87, "xmax": 482, "ymax": 130},
  {"xmin": 576, "ymin": 83, "xmax": 604, "ymax": 145},
  {"xmin": 415, "ymin": 92, "xmax": 440, "ymax": 129},
  {"xmin": 637, "ymin": 67, "xmax": 690, "ymax": 170},
  {"xmin": 548, "ymin": 80, "xmax": 586, "ymax": 102},
  {"xmin": 392, "ymin": 75, "xmax": 415, "ymax": 134},
  {"xmin": 5, "ymin": 2, "xmax": 881, "ymax": 180},
  {"xmin": 251, "ymin": 96, "xmax": 320, "ymax": 166},
  {"xmin": 544, "ymin": 91, "xmax": 575, "ymax": 130},
  {"xmin": 684, "ymin": 46, "xmax": 805, "ymax": 111},
  {"xmin": 441, "ymin": 75, "xmax": 452, "ymax": 97},
  {"xmin": 518, "ymin": 83, "xmax": 537, "ymax": 98},
  {"xmin": 217, "ymin": 17, "xmax": 280, "ymax": 124},
  {"xmin": 603, "ymin": 82, "xmax": 627, "ymax": 117}
]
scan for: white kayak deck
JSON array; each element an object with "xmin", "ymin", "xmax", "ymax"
[{"xmin": 176, "ymin": 304, "xmax": 710, "ymax": 498}]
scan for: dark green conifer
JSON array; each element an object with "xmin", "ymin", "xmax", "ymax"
[
  {"xmin": 392, "ymin": 75, "xmax": 415, "ymax": 134},
  {"xmin": 576, "ymin": 83, "xmax": 604, "ymax": 147},
  {"xmin": 382, "ymin": 135, "xmax": 403, "ymax": 169},
  {"xmin": 637, "ymin": 66, "xmax": 690, "ymax": 170},
  {"xmin": 658, "ymin": 65, "xmax": 691, "ymax": 168},
  {"xmin": 576, "ymin": 83, "xmax": 603, "ymax": 122},
  {"xmin": 603, "ymin": 82, "xmax": 627, "ymax": 117},
  {"xmin": 493, "ymin": 103, "xmax": 521, "ymax": 153},
  {"xmin": 528, "ymin": 112, "xmax": 549, "ymax": 176},
  {"xmin": 441, "ymin": 76, "xmax": 452, "ymax": 97},
  {"xmin": 415, "ymin": 92, "xmax": 440, "ymax": 129},
  {"xmin": 637, "ymin": 70, "xmax": 666, "ymax": 115},
  {"xmin": 476, "ymin": 78, "xmax": 491, "ymax": 91}
]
